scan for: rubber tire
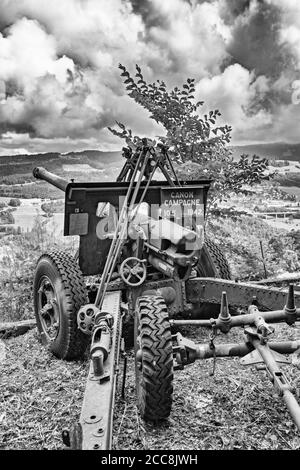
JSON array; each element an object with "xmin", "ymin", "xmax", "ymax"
[
  {"xmin": 197, "ymin": 237, "xmax": 231, "ymax": 280},
  {"xmin": 194, "ymin": 237, "xmax": 231, "ymax": 317},
  {"xmin": 33, "ymin": 250, "xmax": 89, "ymax": 360},
  {"xmin": 134, "ymin": 296, "xmax": 173, "ymax": 421}
]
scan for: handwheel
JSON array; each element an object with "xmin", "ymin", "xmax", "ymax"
[
  {"xmin": 33, "ymin": 250, "xmax": 89, "ymax": 360},
  {"xmin": 120, "ymin": 257, "xmax": 147, "ymax": 286},
  {"xmin": 134, "ymin": 295, "xmax": 173, "ymax": 421}
]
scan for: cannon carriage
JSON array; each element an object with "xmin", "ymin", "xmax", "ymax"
[{"xmin": 32, "ymin": 140, "xmax": 300, "ymax": 450}]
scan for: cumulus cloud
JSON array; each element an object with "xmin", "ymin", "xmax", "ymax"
[
  {"xmin": 0, "ymin": 0, "xmax": 299, "ymax": 154},
  {"xmin": 196, "ymin": 64, "xmax": 273, "ymax": 137}
]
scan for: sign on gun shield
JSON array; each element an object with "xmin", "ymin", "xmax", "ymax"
[{"xmin": 160, "ymin": 186, "xmax": 205, "ymax": 231}]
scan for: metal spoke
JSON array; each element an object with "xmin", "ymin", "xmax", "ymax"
[{"xmin": 38, "ymin": 276, "xmax": 60, "ymax": 341}]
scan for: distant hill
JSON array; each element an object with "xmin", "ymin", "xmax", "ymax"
[
  {"xmin": 0, "ymin": 149, "xmax": 124, "ymax": 198},
  {"xmin": 63, "ymin": 150, "xmax": 123, "ymax": 165},
  {"xmin": 230, "ymin": 143, "xmax": 300, "ymax": 162},
  {"xmin": 0, "ymin": 149, "xmax": 122, "ymax": 166},
  {"xmin": 2, "ymin": 143, "xmax": 300, "ymax": 176},
  {"xmin": 0, "ymin": 149, "xmax": 123, "ymax": 178}
]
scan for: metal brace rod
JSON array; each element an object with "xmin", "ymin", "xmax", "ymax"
[
  {"xmin": 172, "ymin": 330, "xmax": 300, "ymax": 430},
  {"xmin": 250, "ymin": 336, "xmax": 300, "ymax": 431},
  {"xmin": 172, "ymin": 333, "xmax": 300, "ymax": 364},
  {"xmin": 170, "ymin": 308, "xmax": 300, "ymax": 329},
  {"xmin": 94, "ymin": 149, "xmax": 144, "ymax": 308}
]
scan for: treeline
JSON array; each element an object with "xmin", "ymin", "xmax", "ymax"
[
  {"xmin": 0, "ymin": 152, "xmax": 61, "ymax": 164},
  {"xmin": 0, "ymin": 174, "xmax": 34, "ymax": 185},
  {"xmin": 275, "ymin": 173, "xmax": 300, "ymax": 188},
  {"xmin": 0, "ymin": 181, "xmax": 62, "ymax": 199}
]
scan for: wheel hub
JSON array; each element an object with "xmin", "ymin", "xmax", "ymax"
[{"xmin": 37, "ymin": 277, "xmax": 59, "ymax": 340}]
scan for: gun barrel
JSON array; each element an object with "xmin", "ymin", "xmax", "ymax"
[{"xmin": 33, "ymin": 167, "xmax": 69, "ymax": 192}]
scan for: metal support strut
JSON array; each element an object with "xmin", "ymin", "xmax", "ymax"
[
  {"xmin": 172, "ymin": 287, "xmax": 300, "ymax": 431},
  {"xmin": 246, "ymin": 333, "xmax": 300, "ymax": 430}
]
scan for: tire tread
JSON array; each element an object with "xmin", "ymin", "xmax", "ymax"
[
  {"xmin": 34, "ymin": 250, "xmax": 88, "ymax": 360},
  {"xmin": 135, "ymin": 296, "xmax": 173, "ymax": 421}
]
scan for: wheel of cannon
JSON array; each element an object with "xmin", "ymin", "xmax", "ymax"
[
  {"xmin": 134, "ymin": 295, "xmax": 173, "ymax": 421},
  {"xmin": 195, "ymin": 237, "xmax": 231, "ymax": 316},
  {"xmin": 197, "ymin": 237, "xmax": 231, "ymax": 280},
  {"xmin": 33, "ymin": 250, "xmax": 89, "ymax": 360}
]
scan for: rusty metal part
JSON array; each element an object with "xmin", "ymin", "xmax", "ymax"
[
  {"xmin": 33, "ymin": 167, "xmax": 69, "ymax": 192},
  {"xmin": 186, "ymin": 277, "xmax": 300, "ymax": 312},
  {"xmin": 78, "ymin": 291, "xmax": 122, "ymax": 450}
]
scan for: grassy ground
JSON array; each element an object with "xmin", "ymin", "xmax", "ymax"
[
  {"xmin": 1, "ymin": 325, "xmax": 300, "ymax": 450},
  {"xmin": 0, "ymin": 219, "xmax": 78, "ymax": 323}
]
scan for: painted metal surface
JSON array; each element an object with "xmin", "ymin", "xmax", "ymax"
[
  {"xmin": 186, "ymin": 277, "xmax": 300, "ymax": 312},
  {"xmin": 79, "ymin": 291, "xmax": 122, "ymax": 450}
]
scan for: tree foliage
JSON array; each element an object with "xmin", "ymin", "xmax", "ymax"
[{"xmin": 108, "ymin": 64, "xmax": 271, "ymax": 206}]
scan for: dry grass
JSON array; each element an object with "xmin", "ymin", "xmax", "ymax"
[
  {"xmin": 1, "ymin": 324, "xmax": 300, "ymax": 450},
  {"xmin": 0, "ymin": 330, "xmax": 87, "ymax": 450}
]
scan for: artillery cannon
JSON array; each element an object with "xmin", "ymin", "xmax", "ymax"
[{"xmin": 32, "ymin": 140, "xmax": 300, "ymax": 450}]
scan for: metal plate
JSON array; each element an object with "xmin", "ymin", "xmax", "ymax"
[
  {"xmin": 186, "ymin": 277, "xmax": 300, "ymax": 313},
  {"xmin": 241, "ymin": 349, "xmax": 291, "ymax": 366},
  {"xmin": 69, "ymin": 213, "xmax": 89, "ymax": 235},
  {"xmin": 160, "ymin": 186, "xmax": 205, "ymax": 230}
]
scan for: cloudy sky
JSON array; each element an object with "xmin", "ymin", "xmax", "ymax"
[{"xmin": 0, "ymin": 0, "xmax": 300, "ymax": 155}]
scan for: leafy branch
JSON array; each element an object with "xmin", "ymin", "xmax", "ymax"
[{"xmin": 108, "ymin": 64, "xmax": 270, "ymax": 211}]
